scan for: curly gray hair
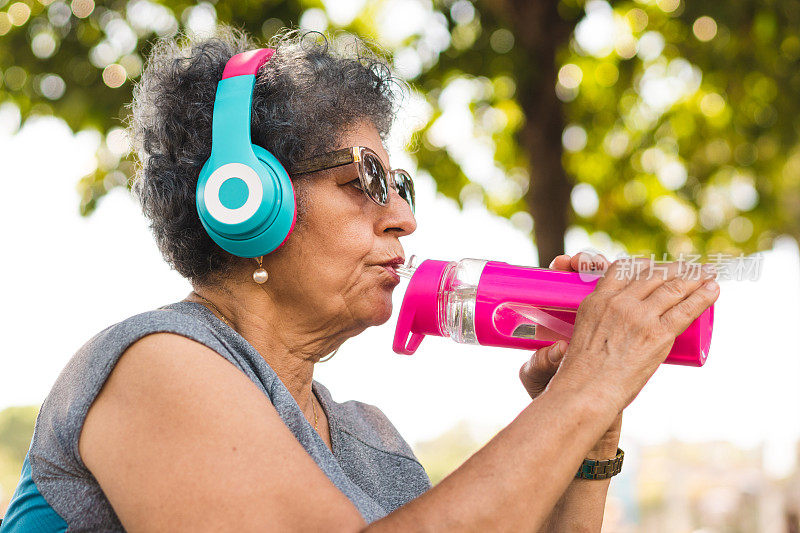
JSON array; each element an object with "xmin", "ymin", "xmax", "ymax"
[{"xmin": 128, "ymin": 25, "xmax": 403, "ymax": 287}]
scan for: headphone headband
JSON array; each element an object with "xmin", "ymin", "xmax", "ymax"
[
  {"xmin": 210, "ymin": 48, "xmax": 276, "ymax": 159},
  {"xmin": 197, "ymin": 46, "xmax": 296, "ymax": 258},
  {"xmin": 222, "ymin": 48, "xmax": 275, "ymax": 79}
]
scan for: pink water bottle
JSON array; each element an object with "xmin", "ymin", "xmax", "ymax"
[{"xmin": 392, "ymin": 256, "xmax": 715, "ymax": 367}]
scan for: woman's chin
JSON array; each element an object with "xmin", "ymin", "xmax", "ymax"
[{"xmin": 366, "ymin": 295, "xmax": 393, "ymax": 326}]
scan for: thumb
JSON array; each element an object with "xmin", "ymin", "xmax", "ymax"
[
  {"xmin": 521, "ymin": 341, "xmax": 568, "ymax": 398},
  {"xmin": 528, "ymin": 340, "xmax": 566, "ymax": 373},
  {"xmin": 546, "ymin": 340, "xmax": 567, "ymax": 364}
]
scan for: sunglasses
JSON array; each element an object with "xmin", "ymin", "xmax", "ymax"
[{"xmin": 289, "ymin": 146, "xmax": 415, "ymax": 215}]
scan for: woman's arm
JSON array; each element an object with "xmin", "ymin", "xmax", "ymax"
[
  {"xmin": 80, "ymin": 331, "xmax": 612, "ymax": 532},
  {"xmin": 539, "ymin": 450, "xmax": 617, "ymax": 533},
  {"xmin": 368, "ymin": 258, "xmax": 718, "ymax": 532},
  {"xmin": 80, "ymin": 258, "xmax": 717, "ymax": 532},
  {"xmin": 366, "ymin": 378, "xmax": 620, "ymax": 532},
  {"xmin": 533, "ymin": 252, "xmax": 621, "ymax": 533},
  {"xmin": 80, "ymin": 332, "xmax": 368, "ymax": 531},
  {"xmin": 520, "ymin": 340, "xmax": 622, "ymax": 533}
]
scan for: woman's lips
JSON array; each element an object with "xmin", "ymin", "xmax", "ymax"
[{"xmin": 379, "ymin": 265, "xmax": 401, "ymax": 283}]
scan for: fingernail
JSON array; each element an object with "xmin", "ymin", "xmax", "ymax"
[
  {"xmin": 704, "ymin": 280, "xmax": 719, "ymax": 291},
  {"xmin": 548, "ymin": 341, "xmax": 563, "ymax": 363}
]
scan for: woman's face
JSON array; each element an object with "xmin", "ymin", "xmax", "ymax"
[{"xmin": 262, "ymin": 121, "xmax": 417, "ymax": 334}]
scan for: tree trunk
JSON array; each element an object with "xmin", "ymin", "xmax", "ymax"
[{"xmin": 486, "ymin": 0, "xmax": 576, "ymax": 267}]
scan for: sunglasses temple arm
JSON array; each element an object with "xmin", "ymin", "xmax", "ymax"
[{"xmin": 290, "ymin": 149, "xmax": 355, "ymax": 175}]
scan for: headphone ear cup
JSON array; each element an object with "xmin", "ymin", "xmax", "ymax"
[
  {"xmin": 251, "ymin": 143, "xmax": 297, "ymax": 250},
  {"xmin": 195, "ymin": 146, "xmax": 296, "ymax": 258}
]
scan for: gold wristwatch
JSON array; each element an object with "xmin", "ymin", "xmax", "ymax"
[{"xmin": 575, "ymin": 448, "xmax": 624, "ymax": 480}]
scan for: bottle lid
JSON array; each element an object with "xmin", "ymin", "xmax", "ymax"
[
  {"xmin": 393, "ymin": 259, "xmax": 452, "ymax": 355},
  {"xmin": 667, "ymin": 303, "xmax": 715, "ymax": 366}
]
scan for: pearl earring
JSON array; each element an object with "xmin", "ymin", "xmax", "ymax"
[{"xmin": 253, "ymin": 256, "xmax": 269, "ymax": 284}]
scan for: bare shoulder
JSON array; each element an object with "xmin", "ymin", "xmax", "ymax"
[
  {"xmin": 81, "ymin": 332, "xmax": 246, "ymax": 452},
  {"xmin": 79, "ymin": 332, "xmax": 365, "ymax": 531}
]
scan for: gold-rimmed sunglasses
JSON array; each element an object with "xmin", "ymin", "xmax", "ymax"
[{"xmin": 289, "ymin": 146, "xmax": 415, "ymax": 214}]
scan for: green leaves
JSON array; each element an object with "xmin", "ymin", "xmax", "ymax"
[
  {"xmin": 0, "ymin": 405, "xmax": 38, "ymax": 501},
  {"xmin": 3, "ymin": 0, "xmax": 798, "ymax": 258},
  {"xmin": 555, "ymin": 0, "xmax": 800, "ymax": 258},
  {"xmin": 0, "ymin": 0, "xmax": 302, "ymax": 215}
]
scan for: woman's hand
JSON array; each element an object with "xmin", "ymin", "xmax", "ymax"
[
  {"xmin": 519, "ymin": 252, "xmax": 620, "ymax": 459},
  {"xmin": 553, "ymin": 256, "xmax": 719, "ymax": 414}
]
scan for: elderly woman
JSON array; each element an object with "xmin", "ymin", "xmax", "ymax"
[{"xmin": 1, "ymin": 27, "xmax": 719, "ymax": 531}]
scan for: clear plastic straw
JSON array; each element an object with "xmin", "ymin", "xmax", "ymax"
[{"xmin": 394, "ymin": 255, "xmax": 419, "ymax": 279}]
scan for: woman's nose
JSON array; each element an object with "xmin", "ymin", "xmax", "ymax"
[{"xmin": 381, "ymin": 185, "xmax": 417, "ymax": 237}]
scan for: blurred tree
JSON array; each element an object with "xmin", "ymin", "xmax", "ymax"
[
  {"xmin": 0, "ymin": 0, "xmax": 305, "ymax": 215},
  {"xmin": 349, "ymin": 0, "xmax": 797, "ymax": 265},
  {"xmin": 386, "ymin": 0, "xmax": 800, "ymax": 265},
  {"xmin": 554, "ymin": 0, "xmax": 800, "ymax": 261},
  {"xmin": 378, "ymin": 0, "xmax": 584, "ymax": 266},
  {"xmin": 0, "ymin": 405, "xmax": 38, "ymax": 510},
  {"xmin": 1, "ymin": 0, "xmax": 797, "ymax": 267},
  {"xmin": 411, "ymin": 419, "xmax": 486, "ymax": 485}
]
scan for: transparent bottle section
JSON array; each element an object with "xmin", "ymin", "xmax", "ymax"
[
  {"xmin": 493, "ymin": 302, "xmax": 576, "ymax": 341},
  {"xmin": 512, "ymin": 323, "xmax": 537, "ymax": 339},
  {"xmin": 440, "ymin": 258, "xmax": 489, "ymax": 344}
]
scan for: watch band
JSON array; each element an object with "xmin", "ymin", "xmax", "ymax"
[{"xmin": 575, "ymin": 448, "xmax": 624, "ymax": 480}]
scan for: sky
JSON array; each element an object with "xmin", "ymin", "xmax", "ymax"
[{"xmin": 1, "ymin": 105, "xmax": 799, "ymax": 479}]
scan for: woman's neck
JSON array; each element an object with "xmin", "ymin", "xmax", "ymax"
[{"xmin": 182, "ymin": 287, "xmax": 348, "ymax": 415}]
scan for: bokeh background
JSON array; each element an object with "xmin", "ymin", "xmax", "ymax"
[{"xmin": 2, "ymin": 0, "xmax": 800, "ymax": 530}]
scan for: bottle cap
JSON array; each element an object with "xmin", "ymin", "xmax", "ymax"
[
  {"xmin": 393, "ymin": 259, "xmax": 452, "ymax": 355},
  {"xmin": 666, "ymin": 304, "xmax": 714, "ymax": 366}
]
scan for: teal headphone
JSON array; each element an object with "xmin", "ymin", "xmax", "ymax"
[{"xmin": 196, "ymin": 48, "xmax": 296, "ymax": 258}]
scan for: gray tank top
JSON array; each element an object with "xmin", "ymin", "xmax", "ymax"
[{"xmin": 4, "ymin": 300, "xmax": 431, "ymax": 530}]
